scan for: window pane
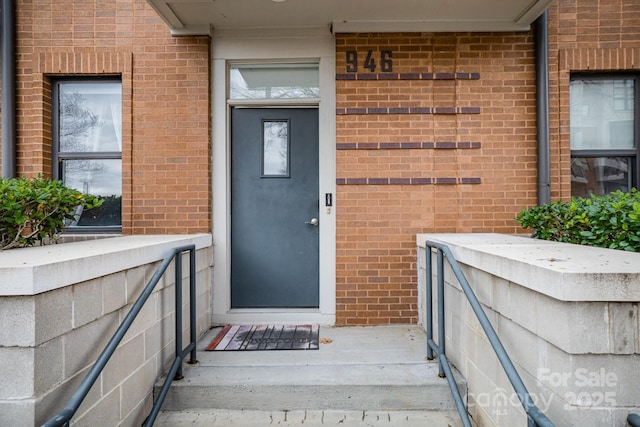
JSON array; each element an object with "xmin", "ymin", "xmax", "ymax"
[
  {"xmin": 571, "ymin": 156, "xmax": 633, "ymax": 197},
  {"xmin": 262, "ymin": 120, "xmax": 289, "ymax": 176},
  {"xmin": 230, "ymin": 64, "xmax": 319, "ymax": 100},
  {"xmin": 62, "ymin": 159, "xmax": 122, "ymax": 196},
  {"xmin": 76, "ymin": 195, "xmax": 122, "ymax": 227},
  {"xmin": 570, "ymin": 79, "xmax": 635, "ymax": 150},
  {"xmin": 59, "ymin": 82, "xmax": 122, "ymax": 152},
  {"xmin": 62, "ymin": 159, "xmax": 122, "ymax": 226}
]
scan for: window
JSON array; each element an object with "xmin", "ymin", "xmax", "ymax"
[
  {"xmin": 229, "ymin": 63, "xmax": 319, "ymax": 100},
  {"xmin": 570, "ymin": 75, "xmax": 639, "ymax": 197},
  {"xmin": 262, "ymin": 120, "xmax": 290, "ymax": 177},
  {"xmin": 52, "ymin": 79, "xmax": 122, "ymax": 231}
]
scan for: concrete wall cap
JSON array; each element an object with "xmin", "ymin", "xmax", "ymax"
[
  {"xmin": 417, "ymin": 233, "xmax": 640, "ymax": 301},
  {"xmin": 0, "ymin": 234, "xmax": 212, "ymax": 296}
]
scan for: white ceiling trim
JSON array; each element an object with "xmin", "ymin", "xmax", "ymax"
[
  {"xmin": 170, "ymin": 25, "xmax": 214, "ymax": 37},
  {"xmin": 330, "ymin": 19, "xmax": 532, "ymax": 34},
  {"xmin": 517, "ymin": 0, "xmax": 554, "ymax": 24},
  {"xmin": 146, "ymin": 0, "xmax": 185, "ymax": 29},
  {"xmin": 146, "ymin": 0, "xmax": 555, "ymax": 37}
]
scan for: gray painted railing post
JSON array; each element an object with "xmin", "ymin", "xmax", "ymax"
[
  {"xmin": 426, "ymin": 247, "xmax": 434, "ymax": 360},
  {"xmin": 143, "ymin": 246, "xmax": 198, "ymax": 427},
  {"xmin": 174, "ymin": 252, "xmax": 184, "ymax": 380},
  {"xmin": 189, "ymin": 248, "xmax": 197, "ymax": 363},
  {"xmin": 437, "ymin": 248, "xmax": 445, "ymax": 378}
]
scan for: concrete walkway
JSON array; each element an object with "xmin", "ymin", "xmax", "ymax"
[{"xmin": 155, "ymin": 325, "xmax": 466, "ymax": 426}]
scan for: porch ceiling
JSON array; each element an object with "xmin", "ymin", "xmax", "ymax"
[{"xmin": 145, "ymin": 0, "xmax": 554, "ymax": 36}]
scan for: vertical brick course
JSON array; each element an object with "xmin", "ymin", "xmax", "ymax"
[{"xmin": 13, "ymin": 0, "xmax": 211, "ymax": 234}]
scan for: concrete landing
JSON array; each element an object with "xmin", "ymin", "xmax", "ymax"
[{"xmin": 155, "ymin": 326, "xmax": 466, "ymax": 426}]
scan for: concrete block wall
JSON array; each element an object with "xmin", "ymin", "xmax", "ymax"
[
  {"xmin": 417, "ymin": 233, "xmax": 640, "ymax": 427},
  {"xmin": 0, "ymin": 234, "xmax": 212, "ymax": 426}
]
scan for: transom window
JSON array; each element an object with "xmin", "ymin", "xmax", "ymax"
[
  {"xmin": 570, "ymin": 75, "xmax": 639, "ymax": 197},
  {"xmin": 229, "ymin": 63, "xmax": 319, "ymax": 100},
  {"xmin": 52, "ymin": 79, "xmax": 122, "ymax": 231}
]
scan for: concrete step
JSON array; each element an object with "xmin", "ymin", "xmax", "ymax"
[
  {"xmin": 154, "ymin": 409, "xmax": 464, "ymax": 426},
  {"xmin": 155, "ymin": 326, "xmax": 466, "ymax": 423},
  {"xmin": 158, "ymin": 362, "xmax": 458, "ymax": 411}
]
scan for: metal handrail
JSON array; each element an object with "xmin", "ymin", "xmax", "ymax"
[
  {"xmin": 423, "ymin": 240, "xmax": 555, "ymax": 427},
  {"xmin": 42, "ymin": 244, "xmax": 198, "ymax": 427}
]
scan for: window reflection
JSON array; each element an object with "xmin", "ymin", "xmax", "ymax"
[
  {"xmin": 59, "ymin": 82, "xmax": 122, "ymax": 153},
  {"xmin": 571, "ymin": 157, "xmax": 632, "ymax": 197},
  {"xmin": 570, "ymin": 76, "xmax": 637, "ymax": 196},
  {"xmin": 570, "ymin": 79, "xmax": 634, "ymax": 150},
  {"xmin": 62, "ymin": 159, "xmax": 122, "ymax": 197},
  {"xmin": 62, "ymin": 159, "xmax": 122, "ymax": 227},
  {"xmin": 262, "ymin": 121, "xmax": 289, "ymax": 177},
  {"xmin": 55, "ymin": 80, "xmax": 122, "ymax": 229}
]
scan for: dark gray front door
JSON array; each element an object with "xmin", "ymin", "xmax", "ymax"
[{"xmin": 231, "ymin": 108, "xmax": 319, "ymax": 308}]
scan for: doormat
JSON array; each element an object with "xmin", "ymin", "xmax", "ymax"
[{"xmin": 205, "ymin": 324, "xmax": 320, "ymax": 351}]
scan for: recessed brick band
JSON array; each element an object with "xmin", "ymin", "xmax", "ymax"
[
  {"xmin": 336, "ymin": 107, "xmax": 480, "ymax": 115},
  {"xmin": 336, "ymin": 141, "xmax": 481, "ymax": 150},
  {"xmin": 335, "ymin": 72, "xmax": 481, "ymax": 81},
  {"xmin": 336, "ymin": 177, "xmax": 482, "ymax": 185}
]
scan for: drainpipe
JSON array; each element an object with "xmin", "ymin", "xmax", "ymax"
[
  {"xmin": 535, "ymin": 10, "xmax": 550, "ymax": 205},
  {"xmin": 1, "ymin": 0, "xmax": 16, "ymax": 178}
]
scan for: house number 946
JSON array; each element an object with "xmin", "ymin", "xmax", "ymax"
[{"xmin": 346, "ymin": 50, "xmax": 393, "ymax": 73}]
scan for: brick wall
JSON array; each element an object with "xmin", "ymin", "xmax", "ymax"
[
  {"xmin": 7, "ymin": 0, "xmax": 640, "ymax": 326},
  {"xmin": 546, "ymin": 0, "xmax": 640, "ymax": 200},
  {"xmin": 334, "ymin": 0, "xmax": 640, "ymax": 325},
  {"xmin": 335, "ymin": 32, "xmax": 537, "ymax": 325},
  {"xmin": 14, "ymin": 0, "xmax": 211, "ymax": 234}
]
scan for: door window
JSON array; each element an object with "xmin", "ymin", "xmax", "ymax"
[{"xmin": 262, "ymin": 120, "xmax": 290, "ymax": 177}]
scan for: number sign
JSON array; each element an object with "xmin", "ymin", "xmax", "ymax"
[{"xmin": 346, "ymin": 50, "xmax": 393, "ymax": 73}]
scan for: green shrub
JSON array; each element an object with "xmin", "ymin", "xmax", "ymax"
[
  {"xmin": 0, "ymin": 176, "xmax": 102, "ymax": 250},
  {"xmin": 515, "ymin": 189, "xmax": 640, "ymax": 252}
]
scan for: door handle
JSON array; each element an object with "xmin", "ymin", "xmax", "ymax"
[{"xmin": 305, "ymin": 218, "xmax": 319, "ymax": 226}]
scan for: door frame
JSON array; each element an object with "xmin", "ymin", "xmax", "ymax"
[{"xmin": 211, "ymin": 28, "xmax": 336, "ymax": 325}]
